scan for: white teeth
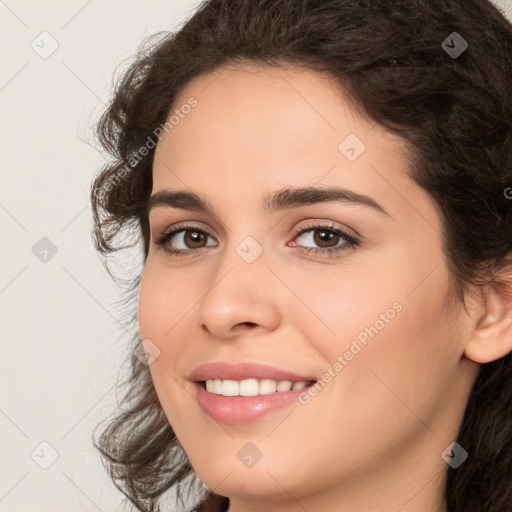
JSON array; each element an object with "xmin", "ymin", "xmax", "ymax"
[
  {"xmin": 239, "ymin": 378, "xmax": 259, "ymax": 396},
  {"xmin": 276, "ymin": 380, "xmax": 293, "ymax": 392},
  {"xmin": 204, "ymin": 378, "xmax": 312, "ymax": 396}
]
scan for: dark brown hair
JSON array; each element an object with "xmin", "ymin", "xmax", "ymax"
[{"xmin": 90, "ymin": 1, "xmax": 512, "ymax": 510}]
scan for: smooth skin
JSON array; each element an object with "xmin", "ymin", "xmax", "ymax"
[{"xmin": 138, "ymin": 63, "xmax": 512, "ymax": 512}]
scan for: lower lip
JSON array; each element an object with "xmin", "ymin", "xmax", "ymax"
[{"xmin": 192, "ymin": 381, "xmax": 316, "ymax": 424}]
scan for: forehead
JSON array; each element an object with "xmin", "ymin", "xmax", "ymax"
[
  {"xmin": 150, "ymin": 63, "xmax": 423, "ymax": 222},
  {"xmin": 155, "ymin": 63, "xmax": 372, "ymax": 163}
]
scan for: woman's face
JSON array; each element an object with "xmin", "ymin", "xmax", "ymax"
[{"xmin": 138, "ymin": 64, "xmax": 480, "ymax": 511}]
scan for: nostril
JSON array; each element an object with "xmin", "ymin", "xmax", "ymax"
[{"xmin": 234, "ymin": 322, "xmax": 257, "ymax": 330}]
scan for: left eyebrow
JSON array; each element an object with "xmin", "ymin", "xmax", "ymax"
[
  {"xmin": 262, "ymin": 185, "xmax": 390, "ymax": 216},
  {"xmin": 146, "ymin": 185, "xmax": 390, "ymax": 217}
]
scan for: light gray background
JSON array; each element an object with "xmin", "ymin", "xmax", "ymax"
[{"xmin": 1, "ymin": 0, "xmax": 511, "ymax": 510}]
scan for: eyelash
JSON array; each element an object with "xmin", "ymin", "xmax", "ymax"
[{"xmin": 154, "ymin": 221, "xmax": 360, "ymax": 258}]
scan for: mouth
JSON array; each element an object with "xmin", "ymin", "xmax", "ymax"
[{"xmin": 192, "ymin": 378, "xmax": 318, "ymax": 423}]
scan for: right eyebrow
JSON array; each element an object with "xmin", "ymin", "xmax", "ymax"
[{"xmin": 146, "ymin": 190, "xmax": 216, "ymax": 216}]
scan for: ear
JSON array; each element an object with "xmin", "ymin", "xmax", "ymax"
[{"xmin": 464, "ymin": 260, "xmax": 512, "ymax": 364}]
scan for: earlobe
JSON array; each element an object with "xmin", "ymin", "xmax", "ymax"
[{"xmin": 464, "ymin": 277, "xmax": 512, "ymax": 364}]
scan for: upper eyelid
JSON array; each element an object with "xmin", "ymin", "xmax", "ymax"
[
  {"xmin": 158, "ymin": 220, "xmax": 348, "ymax": 234},
  {"xmin": 156, "ymin": 220, "xmax": 358, "ymax": 244},
  {"xmin": 149, "ymin": 203, "xmax": 367, "ymax": 237}
]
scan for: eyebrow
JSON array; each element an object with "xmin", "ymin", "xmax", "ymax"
[{"xmin": 146, "ymin": 186, "xmax": 390, "ymax": 217}]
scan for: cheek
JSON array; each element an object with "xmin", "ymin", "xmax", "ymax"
[
  {"xmin": 137, "ymin": 263, "xmax": 194, "ymax": 424},
  {"xmin": 137, "ymin": 261, "xmax": 203, "ymax": 405},
  {"xmin": 287, "ymin": 259, "xmax": 405, "ymax": 358},
  {"xmin": 295, "ymin": 250, "xmax": 457, "ymax": 422},
  {"xmin": 138, "ymin": 261, "xmax": 196, "ymax": 342},
  {"xmin": 138, "ymin": 267, "xmax": 164, "ymax": 340}
]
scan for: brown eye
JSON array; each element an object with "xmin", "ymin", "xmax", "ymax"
[
  {"xmin": 182, "ymin": 230, "xmax": 208, "ymax": 248},
  {"xmin": 292, "ymin": 225, "xmax": 358, "ymax": 254},
  {"xmin": 312, "ymin": 229, "xmax": 340, "ymax": 248},
  {"xmin": 155, "ymin": 226, "xmax": 217, "ymax": 255}
]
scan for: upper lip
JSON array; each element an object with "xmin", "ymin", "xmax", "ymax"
[{"xmin": 188, "ymin": 362, "xmax": 318, "ymax": 383}]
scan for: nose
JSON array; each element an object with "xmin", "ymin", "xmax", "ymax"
[{"xmin": 196, "ymin": 247, "xmax": 282, "ymax": 339}]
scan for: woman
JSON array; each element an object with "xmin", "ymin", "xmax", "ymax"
[{"xmin": 90, "ymin": 1, "xmax": 512, "ymax": 511}]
